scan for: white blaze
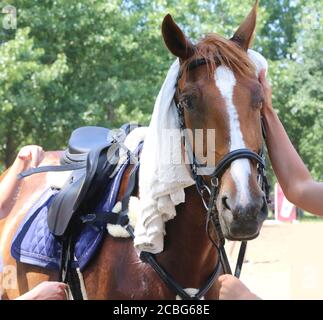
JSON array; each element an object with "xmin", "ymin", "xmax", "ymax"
[{"xmin": 214, "ymin": 66, "xmax": 251, "ymax": 206}]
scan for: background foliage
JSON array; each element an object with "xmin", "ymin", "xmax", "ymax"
[{"xmin": 0, "ymin": 0, "xmax": 322, "ymax": 183}]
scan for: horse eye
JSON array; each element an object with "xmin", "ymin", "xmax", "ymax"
[{"xmin": 180, "ymin": 96, "xmax": 196, "ymax": 111}]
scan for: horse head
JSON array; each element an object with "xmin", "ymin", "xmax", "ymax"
[{"xmin": 162, "ymin": 0, "xmax": 268, "ymax": 241}]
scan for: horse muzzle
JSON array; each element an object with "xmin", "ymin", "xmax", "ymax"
[{"xmin": 218, "ymin": 195, "xmax": 268, "ymax": 241}]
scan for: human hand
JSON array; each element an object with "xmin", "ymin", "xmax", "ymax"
[
  {"xmin": 16, "ymin": 281, "xmax": 68, "ymax": 300},
  {"xmin": 16, "ymin": 145, "xmax": 45, "ymax": 169},
  {"xmin": 259, "ymin": 69, "xmax": 273, "ymax": 115},
  {"xmin": 217, "ymin": 274, "xmax": 260, "ymax": 300}
]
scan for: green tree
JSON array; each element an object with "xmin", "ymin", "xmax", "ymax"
[
  {"xmin": 257, "ymin": 0, "xmax": 304, "ymax": 60},
  {"xmin": 0, "ymin": 0, "xmax": 321, "ymax": 184},
  {"xmin": 0, "ymin": 27, "xmax": 67, "ymax": 166},
  {"xmin": 271, "ymin": 0, "xmax": 323, "ymax": 180}
]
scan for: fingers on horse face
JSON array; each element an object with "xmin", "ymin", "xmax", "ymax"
[{"xmin": 259, "ymin": 69, "xmax": 266, "ymax": 81}]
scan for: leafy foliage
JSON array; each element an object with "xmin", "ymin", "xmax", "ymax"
[
  {"xmin": 270, "ymin": 0, "xmax": 323, "ymax": 180},
  {"xmin": 0, "ymin": 0, "xmax": 321, "ymax": 183}
]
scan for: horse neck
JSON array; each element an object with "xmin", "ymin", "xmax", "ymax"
[{"xmin": 156, "ymin": 185, "xmax": 219, "ymax": 288}]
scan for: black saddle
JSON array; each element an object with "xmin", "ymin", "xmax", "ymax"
[
  {"xmin": 19, "ymin": 124, "xmax": 136, "ymax": 237},
  {"xmin": 61, "ymin": 126, "xmax": 114, "ymax": 164}
]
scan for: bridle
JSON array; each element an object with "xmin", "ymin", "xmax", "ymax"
[
  {"xmin": 174, "ymin": 57, "xmax": 270, "ymax": 283},
  {"xmin": 132, "ymin": 59, "xmax": 270, "ymax": 300}
]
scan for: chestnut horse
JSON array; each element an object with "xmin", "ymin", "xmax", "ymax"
[{"xmin": 0, "ymin": 1, "xmax": 267, "ymax": 299}]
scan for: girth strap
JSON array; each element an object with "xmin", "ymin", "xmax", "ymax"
[
  {"xmin": 18, "ymin": 162, "xmax": 86, "ymax": 179},
  {"xmin": 80, "ymin": 211, "xmax": 129, "ymax": 226}
]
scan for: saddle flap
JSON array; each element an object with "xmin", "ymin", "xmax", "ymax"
[
  {"xmin": 48, "ymin": 169, "xmax": 86, "ymax": 236},
  {"xmin": 73, "ymin": 143, "xmax": 115, "ymax": 212},
  {"xmin": 48, "ymin": 143, "xmax": 120, "ymax": 236}
]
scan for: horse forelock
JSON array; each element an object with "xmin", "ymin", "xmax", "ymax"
[{"xmin": 181, "ymin": 34, "xmax": 256, "ymax": 82}]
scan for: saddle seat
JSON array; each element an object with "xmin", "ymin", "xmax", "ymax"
[{"xmin": 61, "ymin": 126, "xmax": 114, "ymax": 164}]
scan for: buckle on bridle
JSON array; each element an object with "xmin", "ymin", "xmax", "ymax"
[
  {"xmin": 199, "ymin": 184, "xmax": 211, "ymax": 211},
  {"xmin": 192, "ymin": 163, "xmax": 198, "ymax": 176},
  {"xmin": 211, "ymin": 177, "xmax": 219, "ymax": 188}
]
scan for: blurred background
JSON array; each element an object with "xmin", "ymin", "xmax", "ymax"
[{"xmin": 0, "ymin": 0, "xmax": 322, "ymax": 188}]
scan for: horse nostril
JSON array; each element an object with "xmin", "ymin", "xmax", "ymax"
[{"xmin": 222, "ymin": 196, "xmax": 231, "ymax": 211}]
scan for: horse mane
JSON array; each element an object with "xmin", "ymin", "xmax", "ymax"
[{"xmin": 181, "ymin": 33, "xmax": 255, "ymax": 80}]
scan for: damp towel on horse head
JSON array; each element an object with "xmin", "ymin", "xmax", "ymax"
[
  {"xmin": 134, "ymin": 59, "xmax": 195, "ymax": 254},
  {"xmin": 134, "ymin": 50, "xmax": 268, "ymax": 254}
]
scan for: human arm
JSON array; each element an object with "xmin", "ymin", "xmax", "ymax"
[
  {"xmin": 218, "ymin": 274, "xmax": 260, "ymax": 300},
  {"xmin": 14, "ymin": 281, "xmax": 67, "ymax": 300},
  {"xmin": 259, "ymin": 71, "xmax": 323, "ymax": 216},
  {"xmin": 0, "ymin": 145, "xmax": 44, "ymax": 217}
]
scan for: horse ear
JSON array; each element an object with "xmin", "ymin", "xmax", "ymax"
[
  {"xmin": 231, "ymin": 0, "xmax": 258, "ymax": 51},
  {"xmin": 162, "ymin": 14, "xmax": 194, "ymax": 60}
]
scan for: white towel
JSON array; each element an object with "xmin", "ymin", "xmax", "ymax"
[
  {"xmin": 134, "ymin": 51, "xmax": 268, "ymax": 254},
  {"xmin": 248, "ymin": 49, "xmax": 268, "ymax": 76},
  {"xmin": 134, "ymin": 59, "xmax": 195, "ymax": 254}
]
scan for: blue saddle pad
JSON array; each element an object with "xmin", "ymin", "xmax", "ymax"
[{"xmin": 11, "ymin": 157, "xmax": 131, "ymax": 272}]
